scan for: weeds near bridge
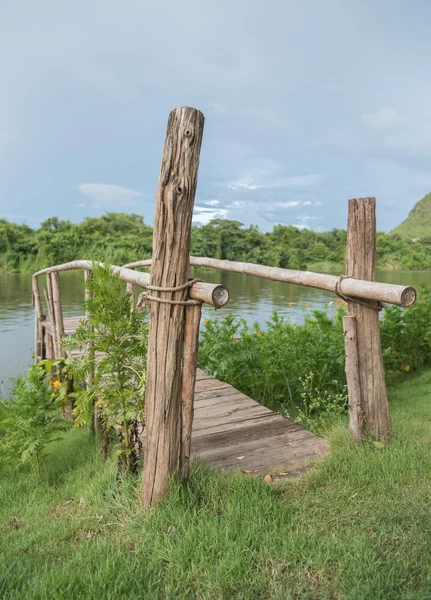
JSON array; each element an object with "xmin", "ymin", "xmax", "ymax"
[
  {"xmin": 0, "ymin": 365, "xmax": 69, "ymax": 478},
  {"xmin": 62, "ymin": 263, "xmax": 148, "ymax": 473},
  {"xmin": 199, "ymin": 286, "xmax": 431, "ymax": 429}
]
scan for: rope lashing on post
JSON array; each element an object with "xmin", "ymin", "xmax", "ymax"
[
  {"xmin": 136, "ymin": 278, "xmax": 204, "ymax": 309},
  {"xmin": 334, "ymin": 274, "xmax": 385, "ymax": 311}
]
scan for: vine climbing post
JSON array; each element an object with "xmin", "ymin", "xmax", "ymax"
[
  {"xmin": 345, "ymin": 198, "xmax": 391, "ymax": 441},
  {"xmin": 141, "ymin": 107, "xmax": 205, "ymax": 508}
]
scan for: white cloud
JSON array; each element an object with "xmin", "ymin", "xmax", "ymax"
[
  {"xmin": 208, "ymin": 102, "xmax": 228, "ymax": 115},
  {"xmin": 78, "ymin": 183, "xmax": 144, "ymax": 208},
  {"xmin": 193, "ymin": 205, "xmax": 228, "ymax": 225},
  {"xmin": 272, "ymin": 201, "xmax": 300, "ymax": 208},
  {"xmin": 226, "ymin": 173, "xmax": 323, "ymax": 191},
  {"xmin": 202, "ymin": 199, "xmax": 220, "ymax": 206},
  {"xmin": 361, "ymin": 108, "xmax": 406, "ymax": 130}
]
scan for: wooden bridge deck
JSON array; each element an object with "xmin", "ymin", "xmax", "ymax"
[{"xmin": 45, "ymin": 317, "xmax": 329, "ymax": 476}]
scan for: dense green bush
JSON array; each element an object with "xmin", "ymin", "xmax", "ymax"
[
  {"xmin": 0, "ymin": 365, "xmax": 69, "ymax": 477},
  {"xmin": 2, "ymin": 213, "xmax": 431, "ymax": 272},
  {"xmin": 198, "ymin": 287, "xmax": 431, "ymax": 428}
]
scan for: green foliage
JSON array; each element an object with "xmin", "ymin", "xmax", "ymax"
[
  {"xmin": 390, "ymin": 191, "xmax": 431, "ymax": 239},
  {"xmin": 2, "ymin": 211, "xmax": 431, "ymax": 273},
  {"xmin": 62, "ymin": 263, "xmax": 148, "ymax": 472},
  {"xmin": 284, "ymin": 372, "xmax": 348, "ymax": 432},
  {"xmin": 1, "ymin": 371, "xmax": 431, "ymax": 599},
  {"xmin": 0, "ymin": 365, "xmax": 69, "ymax": 477},
  {"xmin": 199, "ymin": 289, "xmax": 431, "ymax": 429},
  {"xmin": 199, "ymin": 309, "xmax": 346, "ymax": 419},
  {"xmin": 380, "ymin": 284, "xmax": 431, "ymax": 377}
]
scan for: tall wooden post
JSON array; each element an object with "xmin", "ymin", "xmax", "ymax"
[
  {"xmin": 84, "ymin": 270, "xmax": 99, "ymax": 434},
  {"xmin": 32, "ymin": 276, "xmax": 44, "ymax": 363},
  {"xmin": 345, "ymin": 198, "xmax": 391, "ymax": 441},
  {"xmin": 141, "ymin": 107, "xmax": 205, "ymax": 508},
  {"xmin": 181, "ymin": 303, "xmax": 202, "ymax": 478}
]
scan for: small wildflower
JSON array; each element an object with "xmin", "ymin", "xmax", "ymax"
[
  {"xmin": 288, "ymin": 302, "xmax": 293, "ymax": 307},
  {"xmin": 293, "ymin": 322, "xmax": 297, "ymax": 326},
  {"xmin": 256, "ymin": 332, "xmax": 262, "ymax": 337},
  {"xmin": 52, "ymin": 380, "xmax": 62, "ymax": 389},
  {"xmin": 305, "ymin": 303, "xmax": 310, "ymax": 307},
  {"xmin": 204, "ymin": 319, "xmax": 209, "ymax": 324}
]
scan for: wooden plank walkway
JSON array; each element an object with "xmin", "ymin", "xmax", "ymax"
[{"xmin": 45, "ymin": 317, "xmax": 329, "ymax": 476}]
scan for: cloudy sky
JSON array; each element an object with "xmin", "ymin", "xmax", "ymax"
[{"xmin": 1, "ymin": 0, "xmax": 431, "ymax": 232}]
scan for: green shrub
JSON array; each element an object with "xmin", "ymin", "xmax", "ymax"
[
  {"xmin": 0, "ymin": 365, "xmax": 69, "ymax": 477},
  {"xmin": 62, "ymin": 263, "xmax": 148, "ymax": 472}
]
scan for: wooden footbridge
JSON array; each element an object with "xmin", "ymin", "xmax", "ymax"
[{"xmin": 32, "ymin": 107, "xmax": 417, "ymax": 508}]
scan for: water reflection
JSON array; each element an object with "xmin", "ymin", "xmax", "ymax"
[{"xmin": 0, "ymin": 268, "xmax": 430, "ymax": 386}]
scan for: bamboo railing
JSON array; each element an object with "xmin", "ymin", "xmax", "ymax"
[{"xmin": 32, "ymin": 260, "xmax": 229, "ymax": 364}]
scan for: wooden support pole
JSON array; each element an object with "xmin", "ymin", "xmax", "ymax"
[
  {"xmin": 32, "ymin": 276, "xmax": 44, "ymax": 363},
  {"xmin": 343, "ymin": 316, "xmax": 364, "ymax": 441},
  {"xmin": 45, "ymin": 273, "xmax": 56, "ymax": 356},
  {"xmin": 51, "ymin": 271, "xmax": 65, "ymax": 359},
  {"xmin": 84, "ymin": 270, "xmax": 99, "ymax": 435},
  {"xmin": 141, "ymin": 107, "xmax": 205, "ymax": 508},
  {"xmin": 346, "ymin": 198, "xmax": 391, "ymax": 441},
  {"xmin": 181, "ymin": 302, "xmax": 202, "ymax": 479}
]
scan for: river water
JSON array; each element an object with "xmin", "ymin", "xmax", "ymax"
[{"xmin": 1, "ymin": 268, "xmax": 430, "ymax": 388}]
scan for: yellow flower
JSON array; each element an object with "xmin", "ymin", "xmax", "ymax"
[
  {"xmin": 288, "ymin": 302, "xmax": 293, "ymax": 307},
  {"xmin": 305, "ymin": 303, "xmax": 310, "ymax": 307},
  {"xmin": 205, "ymin": 319, "xmax": 209, "ymax": 324},
  {"xmin": 52, "ymin": 380, "xmax": 62, "ymax": 389},
  {"xmin": 293, "ymin": 322, "xmax": 297, "ymax": 326},
  {"xmin": 256, "ymin": 333, "xmax": 262, "ymax": 337},
  {"xmin": 328, "ymin": 301, "xmax": 333, "ymax": 306}
]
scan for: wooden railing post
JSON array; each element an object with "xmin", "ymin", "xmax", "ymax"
[
  {"xmin": 84, "ymin": 269, "xmax": 99, "ymax": 434},
  {"xmin": 343, "ymin": 315, "xmax": 364, "ymax": 441},
  {"xmin": 345, "ymin": 198, "xmax": 391, "ymax": 441},
  {"xmin": 51, "ymin": 271, "xmax": 65, "ymax": 359},
  {"xmin": 141, "ymin": 107, "xmax": 205, "ymax": 508},
  {"xmin": 32, "ymin": 276, "xmax": 44, "ymax": 363},
  {"xmin": 181, "ymin": 302, "xmax": 202, "ymax": 478}
]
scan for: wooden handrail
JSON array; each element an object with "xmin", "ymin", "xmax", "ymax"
[
  {"xmin": 122, "ymin": 257, "xmax": 416, "ymax": 308},
  {"xmin": 32, "ymin": 260, "xmax": 229, "ymax": 308}
]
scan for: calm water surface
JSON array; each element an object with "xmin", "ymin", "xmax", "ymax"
[{"xmin": 1, "ymin": 268, "xmax": 430, "ymax": 387}]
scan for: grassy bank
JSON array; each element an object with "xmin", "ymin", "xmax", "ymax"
[{"xmin": 1, "ymin": 371, "xmax": 431, "ymax": 599}]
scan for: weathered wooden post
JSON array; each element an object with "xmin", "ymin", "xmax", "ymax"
[
  {"xmin": 181, "ymin": 302, "xmax": 202, "ymax": 478},
  {"xmin": 342, "ymin": 315, "xmax": 364, "ymax": 441},
  {"xmin": 84, "ymin": 269, "xmax": 99, "ymax": 434},
  {"xmin": 345, "ymin": 198, "xmax": 391, "ymax": 441},
  {"xmin": 32, "ymin": 276, "xmax": 44, "ymax": 363},
  {"xmin": 141, "ymin": 107, "xmax": 205, "ymax": 508}
]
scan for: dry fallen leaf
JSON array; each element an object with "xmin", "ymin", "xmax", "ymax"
[
  {"xmin": 242, "ymin": 469, "xmax": 252, "ymax": 474},
  {"xmin": 278, "ymin": 472, "xmax": 288, "ymax": 476},
  {"xmin": 264, "ymin": 474, "xmax": 273, "ymax": 483},
  {"xmin": 86, "ymin": 528, "xmax": 94, "ymax": 539},
  {"xmin": 79, "ymin": 497, "xmax": 86, "ymax": 506},
  {"xmin": 167, "ymin": 524, "xmax": 176, "ymax": 535},
  {"xmin": 354, "ymin": 509, "xmax": 359, "ymax": 515},
  {"xmin": 65, "ymin": 497, "xmax": 73, "ymax": 505},
  {"xmin": 236, "ymin": 456, "xmax": 245, "ymax": 461},
  {"xmin": 11, "ymin": 516, "xmax": 19, "ymax": 530}
]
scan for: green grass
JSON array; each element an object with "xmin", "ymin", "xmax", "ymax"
[{"xmin": 1, "ymin": 372, "xmax": 431, "ymax": 599}]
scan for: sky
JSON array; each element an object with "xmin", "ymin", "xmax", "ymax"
[{"xmin": 1, "ymin": 0, "xmax": 431, "ymax": 232}]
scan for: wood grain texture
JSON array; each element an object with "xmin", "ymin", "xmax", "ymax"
[
  {"xmin": 51, "ymin": 271, "xmax": 65, "ymax": 359},
  {"xmin": 33, "ymin": 261, "xmax": 227, "ymax": 308},
  {"xmin": 141, "ymin": 107, "xmax": 205, "ymax": 508},
  {"xmin": 343, "ymin": 315, "xmax": 364, "ymax": 441},
  {"xmin": 181, "ymin": 302, "xmax": 202, "ymax": 478},
  {"xmin": 346, "ymin": 198, "xmax": 391, "ymax": 441},
  {"xmin": 123, "ymin": 257, "xmax": 416, "ymax": 308}
]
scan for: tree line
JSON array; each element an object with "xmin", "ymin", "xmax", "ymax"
[{"xmin": 1, "ymin": 212, "xmax": 430, "ymax": 272}]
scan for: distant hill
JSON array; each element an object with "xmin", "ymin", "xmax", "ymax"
[{"xmin": 390, "ymin": 193, "xmax": 431, "ymax": 239}]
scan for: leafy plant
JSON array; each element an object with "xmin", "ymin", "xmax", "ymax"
[
  {"xmin": 62, "ymin": 263, "xmax": 148, "ymax": 472},
  {"xmin": 0, "ymin": 365, "xmax": 69, "ymax": 478},
  {"xmin": 284, "ymin": 371, "xmax": 348, "ymax": 432}
]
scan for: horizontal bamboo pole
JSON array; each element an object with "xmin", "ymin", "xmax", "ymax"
[
  {"xmin": 123, "ymin": 258, "xmax": 416, "ymax": 308},
  {"xmin": 33, "ymin": 261, "xmax": 228, "ymax": 308}
]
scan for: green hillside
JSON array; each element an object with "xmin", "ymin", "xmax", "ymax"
[{"xmin": 391, "ymin": 192, "xmax": 431, "ymax": 239}]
